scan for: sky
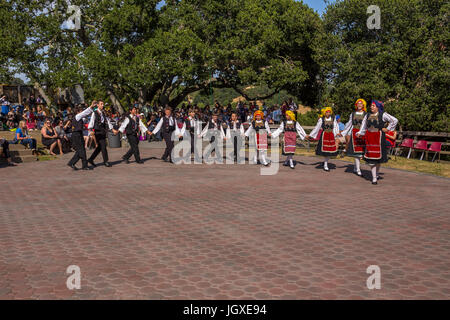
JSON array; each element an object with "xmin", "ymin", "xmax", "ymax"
[{"xmin": 301, "ymin": 0, "xmax": 334, "ymax": 15}]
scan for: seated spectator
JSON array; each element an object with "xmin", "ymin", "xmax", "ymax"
[
  {"xmin": 15, "ymin": 120, "xmax": 37, "ymax": 154},
  {"xmin": 0, "ymin": 138, "xmax": 16, "ymax": 166},
  {"xmin": 55, "ymin": 119, "xmax": 72, "ymax": 152},
  {"xmin": 41, "ymin": 118, "xmax": 62, "ymax": 155}
]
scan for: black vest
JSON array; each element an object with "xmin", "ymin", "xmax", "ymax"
[
  {"xmin": 228, "ymin": 120, "xmax": 241, "ymax": 131},
  {"xmin": 367, "ymin": 112, "xmax": 385, "ymax": 131},
  {"xmin": 252, "ymin": 120, "xmax": 265, "ymax": 133},
  {"xmin": 93, "ymin": 111, "xmax": 107, "ymax": 134},
  {"xmin": 125, "ymin": 115, "xmax": 139, "ymax": 135},
  {"xmin": 352, "ymin": 111, "xmax": 366, "ymax": 129},
  {"xmin": 321, "ymin": 116, "xmax": 335, "ymax": 131},
  {"xmin": 283, "ymin": 120, "xmax": 297, "ymax": 132},
  {"xmin": 208, "ymin": 120, "xmax": 222, "ymax": 130},
  {"xmin": 72, "ymin": 117, "xmax": 84, "ymax": 133},
  {"xmin": 185, "ymin": 117, "xmax": 197, "ymax": 133},
  {"xmin": 162, "ymin": 116, "xmax": 176, "ymax": 134}
]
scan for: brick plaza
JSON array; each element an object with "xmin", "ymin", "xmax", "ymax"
[{"xmin": 0, "ymin": 145, "xmax": 449, "ymax": 299}]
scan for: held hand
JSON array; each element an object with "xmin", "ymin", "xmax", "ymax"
[
  {"xmin": 355, "ymin": 133, "xmax": 361, "ymax": 138},
  {"xmin": 382, "ymin": 128, "xmax": 388, "ymax": 133}
]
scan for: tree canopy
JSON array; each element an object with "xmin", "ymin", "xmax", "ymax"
[{"xmin": 1, "ymin": 0, "xmax": 448, "ymax": 131}]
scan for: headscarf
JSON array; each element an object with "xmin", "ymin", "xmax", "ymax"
[
  {"xmin": 285, "ymin": 110, "xmax": 296, "ymax": 121},
  {"xmin": 253, "ymin": 110, "xmax": 264, "ymax": 120},
  {"xmin": 371, "ymin": 100, "xmax": 384, "ymax": 113},
  {"xmin": 320, "ymin": 107, "xmax": 333, "ymax": 118},
  {"xmin": 355, "ymin": 99, "xmax": 367, "ymax": 112}
]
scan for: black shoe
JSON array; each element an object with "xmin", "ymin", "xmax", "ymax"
[
  {"xmin": 104, "ymin": 162, "xmax": 112, "ymax": 167},
  {"xmin": 68, "ymin": 163, "xmax": 78, "ymax": 171},
  {"xmin": 88, "ymin": 159, "xmax": 96, "ymax": 167},
  {"xmin": 7, "ymin": 162, "xmax": 16, "ymax": 167},
  {"xmin": 372, "ymin": 181, "xmax": 378, "ymax": 185},
  {"xmin": 122, "ymin": 157, "xmax": 130, "ymax": 164},
  {"xmin": 377, "ymin": 175, "xmax": 383, "ymax": 180},
  {"xmin": 161, "ymin": 157, "xmax": 168, "ymax": 162},
  {"xmin": 81, "ymin": 166, "xmax": 93, "ymax": 170},
  {"xmin": 136, "ymin": 160, "xmax": 144, "ymax": 164}
]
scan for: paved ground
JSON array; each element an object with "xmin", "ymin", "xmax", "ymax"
[{"xmin": 0, "ymin": 144, "xmax": 449, "ymax": 300}]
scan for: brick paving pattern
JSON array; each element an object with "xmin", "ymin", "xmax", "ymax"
[{"xmin": 0, "ymin": 146, "xmax": 449, "ymax": 299}]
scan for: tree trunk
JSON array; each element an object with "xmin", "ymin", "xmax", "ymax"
[
  {"xmin": 107, "ymin": 87, "xmax": 125, "ymax": 115},
  {"xmin": 33, "ymin": 82, "xmax": 53, "ymax": 106}
]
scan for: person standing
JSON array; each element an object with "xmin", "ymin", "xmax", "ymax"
[
  {"xmin": 226, "ymin": 112, "xmax": 245, "ymax": 163},
  {"xmin": 87, "ymin": 101, "xmax": 114, "ymax": 167},
  {"xmin": 179, "ymin": 108, "xmax": 202, "ymax": 157},
  {"xmin": 356, "ymin": 100, "xmax": 398, "ymax": 185},
  {"xmin": 244, "ymin": 110, "xmax": 272, "ymax": 166},
  {"xmin": 271, "ymin": 110, "xmax": 306, "ymax": 169},
  {"xmin": 306, "ymin": 107, "xmax": 341, "ymax": 172},
  {"xmin": 341, "ymin": 99, "xmax": 367, "ymax": 176},
  {"xmin": 148, "ymin": 106, "xmax": 181, "ymax": 163},
  {"xmin": 67, "ymin": 103, "xmax": 95, "ymax": 170},
  {"xmin": 115, "ymin": 106, "xmax": 151, "ymax": 164}
]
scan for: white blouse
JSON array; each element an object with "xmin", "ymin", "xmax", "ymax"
[{"xmin": 308, "ymin": 117, "xmax": 340, "ymax": 140}]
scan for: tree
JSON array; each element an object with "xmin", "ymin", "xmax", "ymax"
[{"xmin": 320, "ymin": 0, "xmax": 449, "ymax": 131}]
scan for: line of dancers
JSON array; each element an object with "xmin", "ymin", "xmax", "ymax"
[{"xmin": 67, "ymin": 99, "xmax": 398, "ymax": 185}]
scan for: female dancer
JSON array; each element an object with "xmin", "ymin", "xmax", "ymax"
[
  {"xmin": 306, "ymin": 107, "xmax": 340, "ymax": 172},
  {"xmin": 271, "ymin": 110, "xmax": 306, "ymax": 169},
  {"xmin": 244, "ymin": 110, "xmax": 272, "ymax": 166},
  {"xmin": 341, "ymin": 99, "xmax": 367, "ymax": 176},
  {"xmin": 356, "ymin": 100, "xmax": 398, "ymax": 185}
]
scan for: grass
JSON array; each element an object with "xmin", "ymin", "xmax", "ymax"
[{"xmin": 292, "ymin": 148, "xmax": 450, "ymax": 178}]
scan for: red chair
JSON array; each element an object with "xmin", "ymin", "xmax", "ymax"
[
  {"xmin": 427, "ymin": 142, "xmax": 442, "ymax": 162},
  {"xmin": 414, "ymin": 140, "xmax": 428, "ymax": 160},
  {"xmin": 398, "ymin": 138, "xmax": 414, "ymax": 158}
]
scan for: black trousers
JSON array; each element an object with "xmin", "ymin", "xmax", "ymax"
[
  {"xmin": 123, "ymin": 134, "xmax": 141, "ymax": 162},
  {"xmin": 162, "ymin": 131, "xmax": 175, "ymax": 160},
  {"xmin": 1, "ymin": 140, "xmax": 10, "ymax": 158},
  {"xmin": 68, "ymin": 131, "xmax": 88, "ymax": 168},
  {"xmin": 232, "ymin": 135, "xmax": 243, "ymax": 162},
  {"xmin": 89, "ymin": 133, "xmax": 108, "ymax": 163},
  {"xmin": 190, "ymin": 132, "xmax": 195, "ymax": 154}
]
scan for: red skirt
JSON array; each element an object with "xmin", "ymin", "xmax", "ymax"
[
  {"xmin": 256, "ymin": 133, "xmax": 268, "ymax": 150},
  {"xmin": 321, "ymin": 131, "xmax": 337, "ymax": 153},
  {"xmin": 283, "ymin": 131, "xmax": 297, "ymax": 154},
  {"xmin": 364, "ymin": 131, "xmax": 382, "ymax": 160},
  {"xmin": 351, "ymin": 128, "xmax": 365, "ymax": 153}
]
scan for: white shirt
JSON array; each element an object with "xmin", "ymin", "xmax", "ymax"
[
  {"xmin": 200, "ymin": 120, "xmax": 226, "ymax": 139},
  {"xmin": 271, "ymin": 120, "xmax": 306, "ymax": 140},
  {"xmin": 357, "ymin": 112, "xmax": 398, "ymax": 136},
  {"xmin": 226, "ymin": 120, "xmax": 245, "ymax": 139},
  {"xmin": 179, "ymin": 117, "xmax": 201, "ymax": 136},
  {"xmin": 341, "ymin": 111, "xmax": 365, "ymax": 137},
  {"xmin": 118, "ymin": 115, "xmax": 149, "ymax": 134},
  {"xmin": 308, "ymin": 117, "xmax": 340, "ymax": 140},
  {"xmin": 88, "ymin": 110, "xmax": 113, "ymax": 130},
  {"xmin": 75, "ymin": 107, "xmax": 93, "ymax": 122},
  {"xmin": 244, "ymin": 120, "xmax": 272, "ymax": 137},
  {"xmin": 152, "ymin": 116, "xmax": 182, "ymax": 136}
]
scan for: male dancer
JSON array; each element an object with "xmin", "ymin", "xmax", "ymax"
[
  {"xmin": 87, "ymin": 100, "xmax": 113, "ymax": 167},
  {"xmin": 114, "ymin": 106, "xmax": 150, "ymax": 164},
  {"xmin": 179, "ymin": 108, "xmax": 202, "ymax": 157},
  {"xmin": 226, "ymin": 112, "xmax": 245, "ymax": 163},
  {"xmin": 148, "ymin": 106, "xmax": 181, "ymax": 163},
  {"xmin": 199, "ymin": 113, "xmax": 226, "ymax": 161},
  {"xmin": 67, "ymin": 102, "xmax": 95, "ymax": 170}
]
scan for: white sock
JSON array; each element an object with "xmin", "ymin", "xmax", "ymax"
[
  {"xmin": 355, "ymin": 158, "xmax": 361, "ymax": 173},
  {"xmin": 253, "ymin": 154, "xmax": 258, "ymax": 164},
  {"xmin": 261, "ymin": 153, "xmax": 268, "ymax": 165},
  {"xmin": 371, "ymin": 165, "xmax": 377, "ymax": 182},
  {"xmin": 289, "ymin": 158, "xmax": 294, "ymax": 166},
  {"xmin": 324, "ymin": 157, "xmax": 329, "ymax": 170}
]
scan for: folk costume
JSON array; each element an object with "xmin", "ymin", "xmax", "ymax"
[
  {"xmin": 341, "ymin": 99, "xmax": 367, "ymax": 176},
  {"xmin": 179, "ymin": 115, "xmax": 202, "ymax": 155},
  {"xmin": 226, "ymin": 118, "xmax": 245, "ymax": 163},
  {"xmin": 244, "ymin": 110, "xmax": 272, "ymax": 166},
  {"xmin": 152, "ymin": 115, "xmax": 182, "ymax": 162},
  {"xmin": 67, "ymin": 106, "xmax": 94, "ymax": 170},
  {"xmin": 200, "ymin": 118, "xmax": 226, "ymax": 161},
  {"xmin": 356, "ymin": 100, "xmax": 398, "ymax": 184},
  {"xmin": 119, "ymin": 114, "xmax": 150, "ymax": 164},
  {"xmin": 309, "ymin": 107, "xmax": 340, "ymax": 172},
  {"xmin": 271, "ymin": 111, "xmax": 306, "ymax": 169},
  {"xmin": 87, "ymin": 108, "xmax": 114, "ymax": 167}
]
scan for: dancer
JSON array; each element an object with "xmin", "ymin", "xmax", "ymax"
[
  {"xmin": 356, "ymin": 100, "xmax": 398, "ymax": 185},
  {"xmin": 149, "ymin": 106, "xmax": 180, "ymax": 163},
  {"xmin": 271, "ymin": 110, "xmax": 306, "ymax": 169},
  {"xmin": 114, "ymin": 106, "xmax": 151, "ymax": 164},
  {"xmin": 67, "ymin": 103, "xmax": 95, "ymax": 170},
  {"xmin": 87, "ymin": 101, "xmax": 114, "ymax": 167},
  {"xmin": 225, "ymin": 112, "xmax": 245, "ymax": 163},
  {"xmin": 244, "ymin": 110, "xmax": 272, "ymax": 166},
  {"xmin": 199, "ymin": 113, "xmax": 226, "ymax": 161},
  {"xmin": 306, "ymin": 107, "xmax": 341, "ymax": 172},
  {"xmin": 341, "ymin": 99, "xmax": 367, "ymax": 176},
  {"xmin": 179, "ymin": 108, "xmax": 201, "ymax": 156}
]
